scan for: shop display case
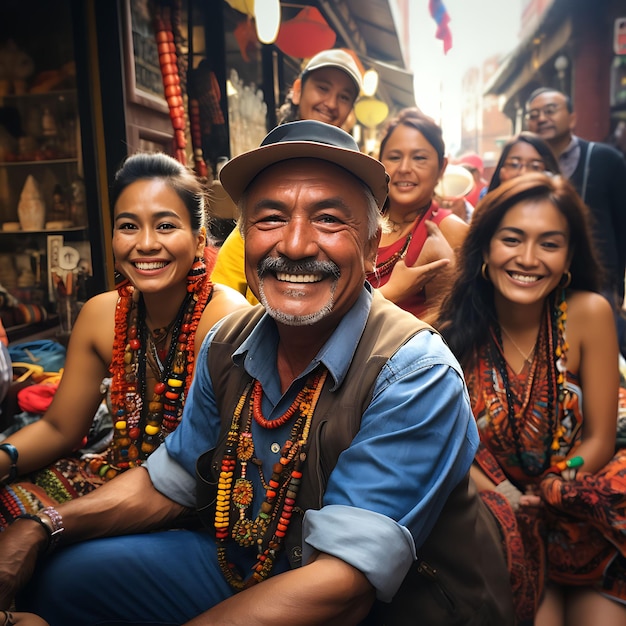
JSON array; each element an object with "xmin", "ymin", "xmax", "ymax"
[{"xmin": 0, "ymin": 0, "xmax": 107, "ymax": 339}]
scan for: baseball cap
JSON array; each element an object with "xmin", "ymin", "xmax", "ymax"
[
  {"xmin": 454, "ymin": 152, "xmax": 484, "ymax": 175},
  {"xmin": 220, "ymin": 120, "xmax": 388, "ymax": 209},
  {"xmin": 301, "ymin": 49, "xmax": 363, "ymax": 95}
]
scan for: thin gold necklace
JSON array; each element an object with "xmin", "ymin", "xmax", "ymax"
[{"xmin": 499, "ymin": 325, "xmax": 537, "ymax": 373}]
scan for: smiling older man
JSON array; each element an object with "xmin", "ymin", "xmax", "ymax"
[{"xmin": 1, "ymin": 121, "xmax": 513, "ymax": 626}]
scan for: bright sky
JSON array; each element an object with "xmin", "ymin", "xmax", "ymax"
[{"xmin": 408, "ymin": 0, "xmax": 524, "ymax": 152}]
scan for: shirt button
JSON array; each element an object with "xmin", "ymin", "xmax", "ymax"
[{"xmin": 270, "ymin": 442, "xmax": 280, "ymax": 454}]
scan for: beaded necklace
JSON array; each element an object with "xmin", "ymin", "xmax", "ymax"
[
  {"xmin": 91, "ymin": 262, "xmax": 212, "ymax": 481},
  {"xmin": 372, "ymin": 203, "xmax": 436, "ymax": 282},
  {"xmin": 215, "ymin": 368, "xmax": 328, "ymax": 590},
  {"xmin": 374, "ymin": 233, "xmax": 412, "ymax": 279},
  {"xmin": 487, "ymin": 291, "xmax": 569, "ymax": 476}
]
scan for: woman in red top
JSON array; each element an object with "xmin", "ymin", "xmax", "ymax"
[{"xmin": 367, "ymin": 108, "xmax": 468, "ymax": 319}]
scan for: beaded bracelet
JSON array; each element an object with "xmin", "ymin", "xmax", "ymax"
[
  {"xmin": 0, "ymin": 442, "xmax": 18, "ymax": 482},
  {"xmin": 39, "ymin": 506, "xmax": 64, "ymax": 550},
  {"xmin": 12, "ymin": 513, "xmax": 52, "ymax": 552},
  {"xmin": 37, "ymin": 506, "xmax": 65, "ymax": 550}
]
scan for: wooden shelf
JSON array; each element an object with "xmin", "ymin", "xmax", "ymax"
[
  {"xmin": 0, "ymin": 158, "xmax": 78, "ymax": 166},
  {"xmin": 0, "ymin": 89, "xmax": 76, "ymax": 100},
  {"xmin": 0, "ymin": 226, "xmax": 87, "ymax": 236}
]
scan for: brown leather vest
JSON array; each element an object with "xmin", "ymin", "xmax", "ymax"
[{"xmin": 196, "ymin": 290, "xmax": 514, "ymax": 624}]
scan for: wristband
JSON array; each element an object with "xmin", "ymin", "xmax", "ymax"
[
  {"xmin": 38, "ymin": 506, "xmax": 64, "ymax": 550},
  {"xmin": 0, "ymin": 443, "xmax": 18, "ymax": 482},
  {"xmin": 12, "ymin": 513, "xmax": 52, "ymax": 552}
]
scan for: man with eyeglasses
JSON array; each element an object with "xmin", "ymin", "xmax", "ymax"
[{"xmin": 526, "ymin": 87, "xmax": 626, "ymax": 352}]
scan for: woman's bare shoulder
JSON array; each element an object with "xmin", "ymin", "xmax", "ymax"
[
  {"xmin": 439, "ymin": 213, "xmax": 469, "ymax": 247},
  {"xmin": 210, "ymin": 282, "xmax": 251, "ymax": 308},
  {"xmin": 196, "ymin": 283, "xmax": 251, "ymax": 346},
  {"xmin": 75, "ymin": 290, "xmax": 119, "ymax": 322},
  {"xmin": 567, "ymin": 290, "xmax": 614, "ymax": 320}
]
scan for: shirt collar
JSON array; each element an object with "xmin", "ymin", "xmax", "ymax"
[
  {"xmin": 558, "ymin": 136, "xmax": 580, "ymax": 179},
  {"xmin": 233, "ymin": 283, "xmax": 373, "ymax": 392}
]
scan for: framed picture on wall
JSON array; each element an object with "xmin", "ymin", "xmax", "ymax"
[{"xmin": 123, "ymin": 0, "xmax": 169, "ymax": 113}]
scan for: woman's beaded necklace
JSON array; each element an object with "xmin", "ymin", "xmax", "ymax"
[
  {"xmin": 215, "ymin": 368, "xmax": 328, "ymax": 590},
  {"xmin": 372, "ymin": 203, "xmax": 435, "ymax": 281},
  {"xmin": 374, "ymin": 233, "xmax": 412, "ymax": 279},
  {"xmin": 93, "ymin": 266, "xmax": 212, "ymax": 481},
  {"xmin": 487, "ymin": 290, "xmax": 569, "ymax": 476}
]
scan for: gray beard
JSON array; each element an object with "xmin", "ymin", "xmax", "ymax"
[{"xmin": 258, "ymin": 279, "xmax": 336, "ymax": 326}]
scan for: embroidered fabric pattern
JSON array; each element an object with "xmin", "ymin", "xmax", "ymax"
[{"xmin": 483, "ymin": 292, "xmax": 569, "ymax": 477}]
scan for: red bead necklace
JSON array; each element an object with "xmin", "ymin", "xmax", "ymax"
[
  {"xmin": 251, "ymin": 378, "xmax": 316, "ymax": 429},
  {"xmin": 90, "ymin": 270, "xmax": 212, "ymax": 481}
]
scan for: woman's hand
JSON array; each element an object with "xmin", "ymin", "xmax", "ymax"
[
  {"xmin": 379, "ymin": 257, "xmax": 450, "ymax": 303},
  {"xmin": 379, "ymin": 221, "xmax": 453, "ymax": 303}
]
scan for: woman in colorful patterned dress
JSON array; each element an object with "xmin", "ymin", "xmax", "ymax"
[
  {"xmin": 366, "ymin": 108, "xmax": 468, "ymax": 319},
  {"xmin": 437, "ymin": 173, "xmax": 626, "ymax": 625},
  {"xmin": 0, "ymin": 152, "xmax": 248, "ymax": 527}
]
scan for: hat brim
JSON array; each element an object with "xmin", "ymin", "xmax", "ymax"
[{"xmin": 220, "ymin": 141, "xmax": 388, "ymax": 209}]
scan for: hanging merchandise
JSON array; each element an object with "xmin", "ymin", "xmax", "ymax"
[
  {"xmin": 275, "ymin": 7, "xmax": 336, "ymax": 58},
  {"xmin": 188, "ymin": 60, "xmax": 228, "ymax": 178},
  {"xmin": 153, "ymin": 0, "xmax": 187, "ymax": 164}
]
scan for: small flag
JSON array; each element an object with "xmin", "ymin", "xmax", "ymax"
[{"xmin": 429, "ymin": 0, "xmax": 453, "ymax": 54}]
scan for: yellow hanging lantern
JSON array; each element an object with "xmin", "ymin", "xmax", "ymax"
[
  {"xmin": 225, "ymin": 0, "xmax": 255, "ymax": 16},
  {"xmin": 354, "ymin": 97, "xmax": 389, "ymax": 129}
]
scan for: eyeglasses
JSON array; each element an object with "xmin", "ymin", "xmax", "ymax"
[
  {"xmin": 525, "ymin": 103, "xmax": 563, "ymax": 121},
  {"xmin": 501, "ymin": 158, "xmax": 546, "ymax": 173}
]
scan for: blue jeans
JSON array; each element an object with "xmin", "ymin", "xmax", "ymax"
[{"xmin": 18, "ymin": 530, "xmax": 235, "ymax": 625}]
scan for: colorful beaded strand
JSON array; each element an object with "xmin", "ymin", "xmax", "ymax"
[{"xmin": 216, "ymin": 369, "xmax": 328, "ymax": 590}]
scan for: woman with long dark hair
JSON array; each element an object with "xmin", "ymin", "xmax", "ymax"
[{"xmin": 438, "ymin": 173, "xmax": 626, "ymax": 625}]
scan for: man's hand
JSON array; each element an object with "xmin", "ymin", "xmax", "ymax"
[{"xmin": 0, "ymin": 520, "xmax": 48, "ymax": 609}]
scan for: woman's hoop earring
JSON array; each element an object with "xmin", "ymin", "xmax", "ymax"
[
  {"xmin": 481, "ymin": 262, "xmax": 490, "ymax": 281},
  {"xmin": 559, "ymin": 271, "xmax": 572, "ymax": 289}
]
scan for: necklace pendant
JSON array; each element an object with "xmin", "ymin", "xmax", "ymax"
[{"xmin": 232, "ymin": 518, "xmax": 255, "ymax": 547}]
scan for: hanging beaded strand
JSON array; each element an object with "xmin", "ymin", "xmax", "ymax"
[
  {"xmin": 215, "ymin": 369, "xmax": 328, "ymax": 590},
  {"xmin": 373, "ymin": 233, "xmax": 412, "ymax": 280},
  {"xmin": 488, "ymin": 292, "xmax": 569, "ymax": 476},
  {"xmin": 552, "ymin": 287, "xmax": 570, "ymax": 450}
]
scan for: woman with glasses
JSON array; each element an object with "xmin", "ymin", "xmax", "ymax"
[{"xmin": 487, "ymin": 131, "xmax": 561, "ymax": 192}]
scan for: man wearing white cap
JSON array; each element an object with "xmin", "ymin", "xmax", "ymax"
[
  {"xmin": 2, "ymin": 121, "xmax": 513, "ymax": 625},
  {"xmin": 212, "ymin": 49, "xmax": 363, "ymax": 305}
]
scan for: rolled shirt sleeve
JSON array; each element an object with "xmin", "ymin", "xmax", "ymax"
[{"xmin": 303, "ymin": 330, "xmax": 478, "ymax": 601}]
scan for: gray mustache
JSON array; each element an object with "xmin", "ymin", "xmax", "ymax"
[{"xmin": 258, "ymin": 256, "xmax": 340, "ymax": 279}]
